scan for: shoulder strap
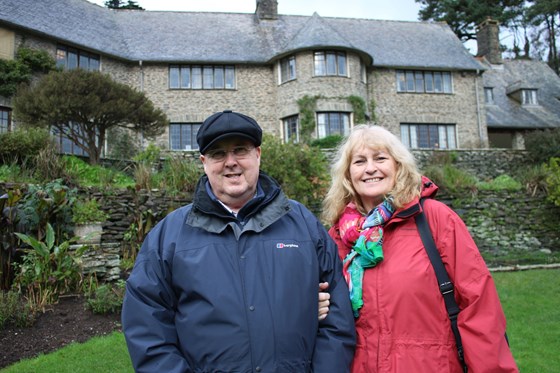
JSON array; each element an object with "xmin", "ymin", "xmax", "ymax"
[{"xmin": 415, "ymin": 198, "xmax": 468, "ymax": 373}]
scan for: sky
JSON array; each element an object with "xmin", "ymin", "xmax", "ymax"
[{"xmin": 87, "ymin": 0, "xmax": 423, "ymax": 22}]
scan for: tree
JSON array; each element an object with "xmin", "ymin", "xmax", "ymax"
[
  {"xmin": 415, "ymin": 0, "xmax": 525, "ymax": 42},
  {"xmin": 0, "ymin": 47, "xmax": 56, "ymax": 97},
  {"xmin": 104, "ymin": 0, "xmax": 144, "ymax": 10},
  {"xmin": 13, "ymin": 69, "xmax": 167, "ymax": 165},
  {"xmin": 524, "ymin": 0, "xmax": 560, "ymax": 74}
]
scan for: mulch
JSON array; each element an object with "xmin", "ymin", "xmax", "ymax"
[{"xmin": 0, "ymin": 294, "xmax": 122, "ymax": 369}]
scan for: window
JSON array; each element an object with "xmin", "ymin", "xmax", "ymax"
[
  {"xmin": 314, "ymin": 51, "xmax": 347, "ymax": 77},
  {"xmin": 317, "ymin": 112, "xmax": 350, "ymax": 138},
  {"xmin": 279, "ymin": 56, "xmax": 296, "ymax": 83},
  {"xmin": 522, "ymin": 89, "xmax": 538, "ymax": 105},
  {"xmin": 52, "ymin": 123, "xmax": 90, "ymax": 156},
  {"xmin": 396, "ymin": 70, "xmax": 452, "ymax": 94},
  {"xmin": 170, "ymin": 123, "xmax": 201, "ymax": 151},
  {"xmin": 56, "ymin": 45, "xmax": 100, "ymax": 71},
  {"xmin": 484, "ymin": 87, "xmax": 494, "ymax": 104},
  {"xmin": 400, "ymin": 123, "xmax": 456, "ymax": 149},
  {"xmin": 0, "ymin": 107, "xmax": 11, "ymax": 133},
  {"xmin": 169, "ymin": 65, "xmax": 235, "ymax": 90},
  {"xmin": 283, "ymin": 115, "xmax": 299, "ymax": 143}
]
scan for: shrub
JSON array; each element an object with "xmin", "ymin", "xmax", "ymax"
[
  {"xmin": 524, "ymin": 129, "xmax": 560, "ymax": 164},
  {"xmin": 86, "ymin": 280, "xmax": 125, "ymax": 315},
  {"xmin": 515, "ymin": 164, "xmax": 549, "ymax": 196},
  {"xmin": 0, "ymin": 290, "xmax": 35, "ymax": 329},
  {"xmin": 62, "ymin": 156, "xmax": 135, "ymax": 188},
  {"xmin": 311, "ymin": 135, "xmax": 343, "ymax": 149},
  {"xmin": 423, "ymin": 163, "xmax": 478, "ymax": 194},
  {"xmin": 72, "ymin": 198, "xmax": 108, "ymax": 224},
  {"xmin": 260, "ymin": 134, "xmax": 330, "ymax": 212},
  {"xmin": 0, "ymin": 128, "xmax": 55, "ymax": 167},
  {"xmin": 151, "ymin": 157, "xmax": 203, "ymax": 194},
  {"xmin": 14, "ymin": 223, "xmax": 84, "ymax": 311},
  {"xmin": 544, "ymin": 157, "xmax": 560, "ymax": 207},
  {"xmin": 107, "ymin": 127, "xmax": 140, "ymax": 160},
  {"xmin": 476, "ymin": 174, "xmax": 522, "ymax": 192}
]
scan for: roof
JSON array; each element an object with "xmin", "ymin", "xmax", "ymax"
[
  {"xmin": 0, "ymin": 0, "xmax": 484, "ymax": 70},
  {"xmin": 483, "ymin": 59, "xmax": 560, "ymax": 129}
]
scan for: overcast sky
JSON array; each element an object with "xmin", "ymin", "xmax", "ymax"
[{"xmin": 86, "ymin": 0, "xmax": 423, "ymax": 21}]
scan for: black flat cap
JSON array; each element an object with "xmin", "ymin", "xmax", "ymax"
[{"xmin": 197, "ymin": 110, "xmax": 263, "ymax": 154}]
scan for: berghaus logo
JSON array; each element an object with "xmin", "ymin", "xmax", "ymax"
[{"xmin": 276, "ymin": 243, "xmax": 299, "ymax": 248}]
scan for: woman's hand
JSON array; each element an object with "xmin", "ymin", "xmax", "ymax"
[{"xmin": 318, "ymin": 282, "xmax": 330, "ymax": 321}]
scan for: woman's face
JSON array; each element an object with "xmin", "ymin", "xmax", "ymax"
[{"xmin": 349, "ymin": 146, "xmax": 397, "ymax": 212}]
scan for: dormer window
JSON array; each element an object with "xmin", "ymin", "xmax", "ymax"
[{"xmin": 522, "ymin": 89, "xmax": 538, "ymax": 105}]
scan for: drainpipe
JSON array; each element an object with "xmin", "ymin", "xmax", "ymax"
[
  {"xmin": 139, "ymin": 60, "xmax": 145, "ymax": 146},
  {"xmin": 474, "ymin": 69, "xmax": 484, "ymax": 147}
]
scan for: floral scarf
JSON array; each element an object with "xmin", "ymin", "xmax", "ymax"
[{"xmin": 339, "ymin": 197, "xmax": 395, "ymax": 317}]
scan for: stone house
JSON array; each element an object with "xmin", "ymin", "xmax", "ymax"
[
  {"xmin": 476, "ymin": 19, "xmax": 560, "ymax": 149},
  {"xmin": 0, "ymin": 0, "xmax": 489, "ymax": 154}
]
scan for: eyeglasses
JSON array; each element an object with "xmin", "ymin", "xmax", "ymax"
[{"xmin": 205, "ymin": 146, "xmax": 255, "ymax": 161}]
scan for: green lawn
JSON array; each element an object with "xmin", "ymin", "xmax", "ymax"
[{"xmin": 2, "ymin": 269, "xmax": 558, "ymax": 373}]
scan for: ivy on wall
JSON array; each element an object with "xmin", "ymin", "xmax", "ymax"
[{"xmin": 297, "ymin": 95, "xmax": 320, "ymax": 144}]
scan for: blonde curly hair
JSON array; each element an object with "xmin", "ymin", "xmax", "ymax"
[{"xmin": 322, "ymin": 125, "xmax": 422, "ymax": 226}]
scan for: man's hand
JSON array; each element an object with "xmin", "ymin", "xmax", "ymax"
[{"xmin": 318, "ymin": 282, "xmax": 330, "ymax": 321}]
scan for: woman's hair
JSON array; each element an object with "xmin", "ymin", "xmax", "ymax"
[{"xmin": 322, "ymin": 125, "xmax": 422, "ymax": 225}]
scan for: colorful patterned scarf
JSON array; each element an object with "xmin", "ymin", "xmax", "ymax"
[{"xmin": 340, "ymin": 198, "xmax": 395, "ymax": 317}]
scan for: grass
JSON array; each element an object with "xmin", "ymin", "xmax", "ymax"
[
  {"xmin": 493, "ymin": 269, "xmax": 560, "ymax": 372},
  {"xmin": 0, "ymin": 331, "xmax": 132, "ymax": 373},
  {"xmin": 1, "ymin": 269, "xmax": 558, "ymax": 372}
]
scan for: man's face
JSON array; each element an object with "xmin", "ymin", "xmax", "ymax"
[{"xmin": 200, "ymin": 137, "xmax": 261, "ymax": 211}]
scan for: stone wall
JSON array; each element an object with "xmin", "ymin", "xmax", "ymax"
[{"xmin": 2, "ymin": 149, "xmax": 557, "ymax": 280}]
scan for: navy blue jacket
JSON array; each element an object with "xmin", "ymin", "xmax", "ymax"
[{"xmin": 122, "ymin": 172, "xmax": 356, "ymax": 372}]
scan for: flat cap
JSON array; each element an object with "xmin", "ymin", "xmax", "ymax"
[{"xmin": 197, "ymin": 110, "xmax": 263, "ymax": 154}]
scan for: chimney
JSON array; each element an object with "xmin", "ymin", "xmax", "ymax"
[
  {"xmin": 476, "ymin": 18, "xmax": 502, "ymax": 64},
  {"xmin": 256, "ymin": 0, "xmax": 278, "ymax": 20}
]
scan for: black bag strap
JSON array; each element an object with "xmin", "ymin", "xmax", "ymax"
[{"xmin": 415, "ymin": 198, "xmax": 468, "ymax": 373}]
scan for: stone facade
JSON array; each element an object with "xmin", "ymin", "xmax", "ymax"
[{"xmin": 5, "ymin": 28, "xmax": 488, "ymax": 152}]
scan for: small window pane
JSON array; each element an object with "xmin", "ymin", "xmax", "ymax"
[
  {"xmin": 337, "ymin": 53, "xmax": 347, "ymax": 76},
  {"xmin": 181, "ymin": 67, "xmax": 191, "ymax": 88},
  {"xmin": 415, "ymin": 71, "xmax": 424, "ymax": 93},
  {"xmin": 433, "ymin": 72, "xmax": 443, "ymax": 93},
  {"xmin": 406, "ymin": 71, "xmax": 415, "ymax": 92},
  {"xmin": 214, "ymin": 67, "xmax": 225, "ymax": 89},
  {"xmin": 443, "ymin": 72, "xmax": 452, "ymax": 93},
  {"xmin": 397, "ymin": 71, "xmax": 406, "ymax": 92},
  {"xmin": 192, "ymin": 67, "xmax": 202, "ymax": 89},
  {"xmin": 225, "ymin": 67, "xmax": 235, "ymax": 89},
  {"xmin": 169, "ymin": 66, "xmax": 180, "ymax": 89},
  {"xmin": 314, "ymin": 52, "xmax": 326, "ymax": 76},
  {"xmin": 425, "ymin": 72, "xmax": 434, "ymax": 92}
]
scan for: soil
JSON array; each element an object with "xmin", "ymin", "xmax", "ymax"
[{"xmin": 0, "ymin": 294, "xmax": 122, "ymax": 369}]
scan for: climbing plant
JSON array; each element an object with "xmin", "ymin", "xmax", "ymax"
[{"xmin": 297, "ymin": 95, "xmax": 320, "ymax": 144}]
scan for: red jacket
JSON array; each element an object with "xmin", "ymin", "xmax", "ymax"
[{"xmin": 329, "ymin": 180, "xmax": 518, "ymax": 373}]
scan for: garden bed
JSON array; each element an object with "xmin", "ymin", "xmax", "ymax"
[{"xmin": 0, "ymin": 294, "xmax": 121, "ymax": 369}]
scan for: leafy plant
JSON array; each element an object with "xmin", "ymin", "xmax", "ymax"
[
  {"xmin": 544, "ymin": 157, "xmax": 560, "ymax": 207},
  {"xmin": 515, "ymin": 164, "xmax": 549, "ymax": 196},
  {"xmin": 524, "ymin": 129, "xmax": 560, "ymax": 164},
  {"xmin": 86, "ymin": 279, "xmax": 125, "ymax": 315},
  {"xmin": 423, "ymin": 163, "xmax": 478, "ymax": 194},
  {"xmin": 72, "ymin": 199, "xmax": 108, "ymax": 224},
  {"xmin": 17, "ymin": 179, "xmax": 76, "ymax": 242},
  {"xmin": 62, "ymin": 156, "xmax": 135, "ymax": 188},
  {"xmin": 297, "ymin": 95, "xmax": 320, "ymax": 144},
  {"xmin": 0, "ymin": 188, "xmax": 23, "ymax": 290},
  {"xmin": 0, "ymin": 127, "xmax": 55, "ymax": 168},
  {"xmin": 476, "ymin": 175, "xmax": 522, "ymax": 192},
  {"xmin": 347, "ymin": 95, "xmax": 366, "ymax": 124},
  {"xmin": 260, "ymin": 133, "xmax": 330, "ymax": 214},
  {"xmin": 311, "ymin": 135, "xmax": 343, "ymax": 149},
  {"xmin": 13, "ymin": 223, "xmax": 84, "ymax": 310},
  {"xmin": 151, "ymin": 157, "xmax": 203, "ymax": 195},
  {"xmin": 0, "ymin": 290, "xmax": 35, "ymax": 329}
]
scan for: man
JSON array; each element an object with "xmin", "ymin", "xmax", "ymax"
[{"xmin": 122, "ymin": 110, "xmax": 356, "ymax": 372}]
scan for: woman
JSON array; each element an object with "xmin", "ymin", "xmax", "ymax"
[{"xmin": 322, "ymin": 125, "xmax": 518, "ymax": 372}]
